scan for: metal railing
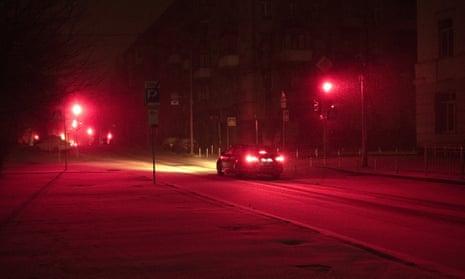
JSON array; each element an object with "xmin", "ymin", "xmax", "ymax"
[{"xmin": 286, "ymin": 145, "xmax": 465, "ymax": 180}]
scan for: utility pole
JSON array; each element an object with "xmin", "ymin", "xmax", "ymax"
[
  {"xmin": 189, "ymin": 51, "xmax": 194, "ymax": 155},
  {"xmin": 360, "ymin": 74, "xmax": 368, "ymax": 167}
]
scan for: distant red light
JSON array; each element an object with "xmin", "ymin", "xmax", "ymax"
[{"xmin": 87, "ymin": 128, "xmax": 93, "ymax": 136}]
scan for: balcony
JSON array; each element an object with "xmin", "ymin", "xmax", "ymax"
[
  {"xmin": 193, "ymin": 67, "xmax": 211, "ymax": 79},
  {"xmin": 218, "ymin": 54, "xmax": 240, "ymax": 68},
  {"xmin": 279, "ymin": 49, "xmax": 312, "ymax": 62}
]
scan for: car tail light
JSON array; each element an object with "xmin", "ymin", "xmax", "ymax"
[
  {"xmin": 275, "ymin": 155, "xmax": 284, "ymax": 162},
  {"xmin": 245, "ymin": 154, "xmax": 259, "ymax": 163},
  {"xmin": 258, "ymin": 150, "xmax": 267, "ymax": 155}
]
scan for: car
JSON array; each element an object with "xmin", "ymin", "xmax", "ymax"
[
  {"xmin": 162, "ymin": 137, "xmax": 198, "ymax": 153},
  {"xmin": 36, "ymin": 135, "xmax": 70, "ymax": 152},
  {"xmin": 216, "ymin": 144, "xmax": 284, "ymax": 179}
]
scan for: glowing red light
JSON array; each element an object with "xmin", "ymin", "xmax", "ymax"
[
  {"xmin": 245, "ymin": 155, "xmax": 259, "ymax": 163},
  {"xmin": 33, "ymin": 134, "xmax": 39, "ymax": 141},
  {"xmin": 322, "ymin": 82, "xmax": 333, "ymax": 93},
  {"xmin": 71, "ymin": 119, "xmax": 78, "ymax": 128},
  {"xmin": 275, "ymin": 155, "xmax": 285, "ymax": 162},
  {"xmin": 107, "ymin": 132, "xmax": 112, "ymax": 140},
  {"xmin": 72, "ymin": 104, "xmax": 82, "ymax": 116},
  {"xmin": 87, "ymin": 128, "xmax": 93, "ymax": 135},
  {"xmin": 258, "ymin": 150, "xmax": 267, "ymax": 155}
]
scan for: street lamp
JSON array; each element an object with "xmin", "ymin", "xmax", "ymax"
[{"xmin": 72, "ymin": 104, "xmax": 82, "ymax": 116}]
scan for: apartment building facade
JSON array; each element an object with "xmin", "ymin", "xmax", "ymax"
[
  {"xmin": 118, "ymin": 0, "xmax": 416, "ymax": 152},
  {"xmin": 415, "ymin": 1, "xmax": 465, "ymax": 146}
]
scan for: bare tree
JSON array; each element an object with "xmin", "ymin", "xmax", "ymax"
[{"xmin": 0, "ymin": 0, "xmax": 99, "ymax": 169}]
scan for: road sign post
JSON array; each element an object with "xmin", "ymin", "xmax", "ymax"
[
  {"xmin": 145, "ymin": 81, "xmax": 160, "ymax": 106},
  {"xmin": 145, "ymin": 81, "xmax": 160, "ymax": 184}
]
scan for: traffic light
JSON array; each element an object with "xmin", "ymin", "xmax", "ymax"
[
  {"xmin": 322, "ymin": 81, "xmax": 333, "ymax": 93},
  {"xmin": 313, "ymin": 99, "xmax": 321, "ymax": 113},
  {"xmin": 327, "ymin": 104, "xmax": 337, "ymax": 120}
]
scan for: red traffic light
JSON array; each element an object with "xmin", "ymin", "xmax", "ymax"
[
  {"xmin": 72, "ymin": 104, "xmax": 82, "ymax": 116},
  {"xmin": 322, "ymin": 81, "xmax": 333, "ymax": 93}
]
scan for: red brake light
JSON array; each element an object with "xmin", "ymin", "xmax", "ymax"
[
  {"xmin": 258, "ymin": 150, "xmax": 267, "ymax": 155},
  {"xmin": 275, "ymin": 155, "xmax": 284, "ymax": 162},
  {"xmin": 245, "ymin": 154, "xmax": 259, "ymax": 163}
]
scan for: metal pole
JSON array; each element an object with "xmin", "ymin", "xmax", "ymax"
[
  {"xmin": 63, "ymin": 110, "xmax": 68, "ymax": 171},
  {"xmin": 255, "ymin": 115, "xmax": 258, "ymax": 144},
  {"xmin": 189, "ymin": 52, "xmax": 194, "ymax": 155},
  {"xmin": 360, "ymin": 74, "xmax": 368, "ymax": 167},
  {"xmin": 323, "ymin": 117, "xmax": 327, "ymax": 167},
  {"xmin": 151, "ymin": 126, "xmax": 156, "ymax": 184},
  {"xmin": 226, "ymin": 126, "xmax": 230, "ymax": 148},
  {"xmin": 282, "ymin": 116, "xmax": 285, "ymax": 150}
]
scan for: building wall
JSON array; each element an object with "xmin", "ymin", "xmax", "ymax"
[
  {"xmin": 415, "ymin": 1, "xmax": 465, "ymax": 146},
  {"xmin": 118, "ymin": 0, "xmax": 417, "ymax": 152}
]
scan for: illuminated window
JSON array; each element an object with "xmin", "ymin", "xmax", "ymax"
[
  {"xmin": 438, "ymin": 18, "xmax": 453, "ymax": 58},
  {"xmin": 435, "ymin": 93, "xmax": 456, "ymax": 133}
]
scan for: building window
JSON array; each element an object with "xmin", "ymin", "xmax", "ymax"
[
  {"xmin": 199, "ymin": 53, "xmax": 210, "ymax": 68},
  {"xmin": 288, "ymin": 1, "xmax": 296, "ymax": 17},
  {"xmin": 435, "ymin": 93, "xmax": 456, "ymax": 133},
  {"xmin": 282, "ymin": 32, "xmax": 309, "ymax": 50},
  {"xmin": 198, "ymin": 84, "xmax": 210, "ymax": 101},
  {"xmin": 260, "ymin": 0, "xmax": 271, "ymax": 19},
  {"xmin": 438, "ymin": 18, "xmax": 453, "ymax": 58}
]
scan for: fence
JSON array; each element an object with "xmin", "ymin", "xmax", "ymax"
[
  {"xmin": 195, "ymin": 144, "xmax": 465, "ymax": 180},
  {"xmin": 287, "ymin": 145, "xmax": 465, "ymax": 179}
]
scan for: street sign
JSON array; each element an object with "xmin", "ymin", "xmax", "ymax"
[
  {"xmin": 148, "ymin": 109, "xmax": 159, "ymax": 127},
  {"xmin": 145, "ymin": 81, "xmax": 160, "ymax": 106},
  {"xmin": 52, "ymin": 110, "xmax": 63, "ymax": 122},
  {"xmin": 227, "ymin": 117, "xmax": 237, "ymax": 127},
  {"xmin": 170, "ymin": 92, "xmax": 179, "ymax": 106}
]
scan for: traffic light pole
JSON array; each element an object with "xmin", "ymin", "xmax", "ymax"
[
  {"xmin": 360, "ymin": 74, "xmax": 368, "ymax": 167},
  {"xmin": 323, "ymin": 116, "xmax": 327, "ymax": 166}
]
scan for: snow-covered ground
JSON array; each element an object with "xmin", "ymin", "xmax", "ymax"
[{"xmin": 0, "ymin": 148, "xmax": 458, "ymax": 278}]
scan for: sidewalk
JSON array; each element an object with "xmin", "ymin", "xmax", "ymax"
[{"xmin": 0, "ymin": 149, "xmax": 452, "ymax": 278}]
